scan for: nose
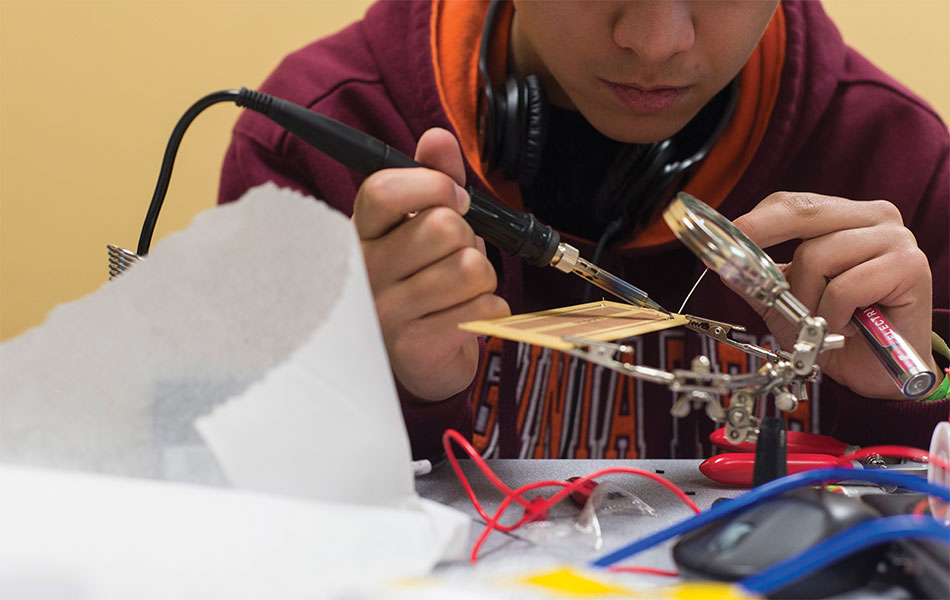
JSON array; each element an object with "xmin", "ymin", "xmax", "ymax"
[{"xmin": 611, "ymin": 1, "xmax": 695, "ymax": 63}]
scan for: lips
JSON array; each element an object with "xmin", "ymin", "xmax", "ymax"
[{"xmin": 605, "ymin": 81, "xmax": 688, "ymax": 113}]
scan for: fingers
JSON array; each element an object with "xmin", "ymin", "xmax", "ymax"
[
  {"xmin": 728, "ymin": 191, "xmax": 936, "ymax": 398},
  {"xmin": 390, "ymin": 293, "xmax": 511, "ymax": 368},
  {"xmin": 731, "ymin": 191, "xmax": 925, "ymax": 331},
  {"xmin": 354, "ymin": 168, "xmax": 469, "ymax": 240},
  {"xmin": 783, "ymin": 224, "xmax": 923, "ymax": 329},
  {"xmin": 414, "ymin": 127, "xmax": 468, "ymax": 185},
  {"xmin": 388, "ymin": 293, "xmax": 511, "ymax": 400},
  {"xmin": 351, "ymin": 127, "xmax": 499, "ymax": 401},
  {"xmin": 814, "ymin": 249, "xmax": 931, "ymax": 332},
  {"xmin": 732, "ymin": 192, "xmax": 903, "ymax": 249},
  {"xmin": 375, "ymin": 246, "xmax": 500, "ymax": 327},
  {"xmin": 353, "ymin": 127, "xmax": 470, "ymax": 241},
  {"xmin": 363, "ymin": 205, "xmax": 478, "ymax": 287}
]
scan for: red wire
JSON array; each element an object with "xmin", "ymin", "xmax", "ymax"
[
  {"xmin": 443, "ymin": 433, "xmax": 950, "ymax": 564},
  {"xmin": 441, "ymin": 429, "xmax": 701, "ymax": 563},
  {"xmin": 443, "ymin": 433, "xmax": 950, "ymax": 563},
  {"xmin": 912, "ymin": 498, "xmax": 932, "ymax": 516},
  {"xmin": 441, "ymin": 430, "xmax": 531, "ymax": 525},
  {"xmin": 836, "ymin": 445, "xmax": 950, "ymax": 472}
]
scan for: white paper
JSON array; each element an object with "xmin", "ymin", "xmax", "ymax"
[
  {"xmin": 0, "ymin": 464, "xmax": 468, "ymax": 599},
  {"xmin": 1, "ymin": 183, "xmax": 352, "ymax": 481},
  {"xmin": 0, "ymin": 183, "xmax": 471, "ymax": 597},
  {"xmin": 194, "ymin": 215, "xmax": 415, "ymax": 504}
]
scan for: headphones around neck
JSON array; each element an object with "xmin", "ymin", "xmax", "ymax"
[
  {"xmin": 477, "ymin": 0, "xmax": 738, "ymax": 234},
  {"xmin": 477, "ymin": 0, "xmax": 547, "ymax": 187}
]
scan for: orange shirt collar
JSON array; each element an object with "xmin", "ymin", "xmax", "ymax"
[{"xmin": 431, "ymin": 0, "xmax": 787, "ymax": 248}]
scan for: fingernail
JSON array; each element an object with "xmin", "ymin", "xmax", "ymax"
[{"xmin": 455, "ymin": 185, "xmax": 470, "ymax": 213}]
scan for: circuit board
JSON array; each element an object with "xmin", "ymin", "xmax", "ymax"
[{"xmin": 459, "ymin": 300, "xmax": 687, "ymax": 351}]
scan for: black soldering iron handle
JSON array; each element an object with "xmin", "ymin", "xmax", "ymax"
[
  {"xmin": 462, "ymin": 189, "xmax": 560, "ymax": 267},
  {"xmin": 236, "ymin": 88, "xmax": 560, "ymax": 268}
]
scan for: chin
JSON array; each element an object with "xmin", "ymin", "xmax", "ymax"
[{"xmin": 591, "ymin": 116, "xmax": 692, "ymax": 144}]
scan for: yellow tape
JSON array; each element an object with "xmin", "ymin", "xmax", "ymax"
[{"xmin": 519, "ymin": 567, "xmax": 635, "ymax": 596}]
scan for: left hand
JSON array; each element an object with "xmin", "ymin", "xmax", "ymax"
[{"xmin": 732, "ymin": 191, "xmax": 939, "ymax": 400}]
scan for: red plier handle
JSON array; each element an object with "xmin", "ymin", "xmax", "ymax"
[
  {"xmin": 704, "ymin": 428, "xmax": 858, "ymax": 486},
  {"xmin": 710, "ymin": 427, "xmax": 851, "ymax": 456},
  {"xmin": 699, "ymin": 453, "xmax": 852, "ymax": 486}
]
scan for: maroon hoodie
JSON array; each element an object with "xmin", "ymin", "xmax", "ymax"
[{"xmin": 219, "ymin": 0, "xmax": 949, "ymax": 460}]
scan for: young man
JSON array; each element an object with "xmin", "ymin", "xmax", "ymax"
[{"xmin": 219, "ymin": 1, "xmax": 949, "ymax": 460}]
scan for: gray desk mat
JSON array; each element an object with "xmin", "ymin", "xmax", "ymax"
[
  {"xmin": 415, "ymin": 459, "xmax": 910, "ymax": 598},
  {"xmin": 416, "ymin": 459, "xmax": 739, "ymax": 570}
]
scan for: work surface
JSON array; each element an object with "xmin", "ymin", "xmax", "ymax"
[
  {"xmin": 415, "ymin": 459, "xmax": 916, "ymax": 599},
  {"xmin": 416, "ymin": 459, "xmax": 727, "ymax": 570}
]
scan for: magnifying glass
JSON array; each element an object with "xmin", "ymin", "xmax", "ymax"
[{"xmin": 664, "ymin": 192, "xmax": 936, "ymax": 399}]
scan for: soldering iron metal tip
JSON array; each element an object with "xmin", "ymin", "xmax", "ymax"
[{"xmin": 571, "ymin": 257, "xmax": 672, "ymax": 315}]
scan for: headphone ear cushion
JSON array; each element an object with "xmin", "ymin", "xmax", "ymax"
[
  {"xmin": 516, "ymin": 74, "xmax": 548, "ymax": 186},
  {"xmin": 497, "ymin": 74, "xmax": 547, "ymax": 184},
  {"xmin": 478, "ymin": 83, "xmax": 498, "ymax": 168}
]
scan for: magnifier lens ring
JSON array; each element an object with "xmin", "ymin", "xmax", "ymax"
[{"xmin": 664, "ymin": 193, "xmax": 786, "ymax": 290}]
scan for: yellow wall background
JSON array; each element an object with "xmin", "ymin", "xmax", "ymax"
[{"xmin": 2, "ymin": 0, "xmax": 948, "ymax": 341}]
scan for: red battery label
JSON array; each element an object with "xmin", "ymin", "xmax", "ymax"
[{"xmin": 855, "ymin": 307, "xmax": 919, "ymax": 372}]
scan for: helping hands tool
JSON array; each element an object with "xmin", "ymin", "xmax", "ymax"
[
  {"xmin": 564, "ymin": 192, "xmax": 934, "ymax": 446},
  {"xmin": 571, "ymin": 193, "xmax": 934, "ymax": 445},
  {"xmin": 665, "ymin": 192, "xmax": 936, "ymax": 399}
]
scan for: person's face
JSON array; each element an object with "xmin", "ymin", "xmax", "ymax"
[{"xmin": 510, "ymin": 0, "xmax": 780, "ymax": 143}]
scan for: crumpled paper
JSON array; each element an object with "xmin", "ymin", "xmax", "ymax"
[{"xmin": 0, "ymin": 183, "xmax": 469, "ymax": 597}]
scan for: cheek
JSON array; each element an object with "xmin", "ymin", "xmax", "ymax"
[
  {"xmin": 705, "ymin": 39, "xmax": 757, "ymax": 88},
  {"xmin": 689, "ymin": 40, "xmax": 764, "ymax": 105},
  {"xmin": 522, "ymin": 21, "xmax": 600, "ymax": 106},
  {"xmin": 701, "ymin": 4, "xmax": 780, "ymax": 77}
]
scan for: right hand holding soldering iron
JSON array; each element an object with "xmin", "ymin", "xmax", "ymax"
[{"xmin": 353, "ymin": 128, "xmax": 511, "ymax": 401}]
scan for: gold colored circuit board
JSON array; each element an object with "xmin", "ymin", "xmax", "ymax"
[{"xmin": 459, "ymin": 300, "xmax": 687, "ymax": 351}]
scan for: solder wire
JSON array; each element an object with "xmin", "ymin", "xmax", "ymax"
[{"xmin": 678, "ymin": 268, "xmax": 709, "ymax": 314}]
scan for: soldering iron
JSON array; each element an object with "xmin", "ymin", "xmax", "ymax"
[{"xmin": 135, "ymin": 88, "xmax": 669, "ymax": 314}]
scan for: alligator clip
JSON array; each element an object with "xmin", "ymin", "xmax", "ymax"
[{"xmin": 683, "ymin": 315, "xmax": 787, "ymax": 363}]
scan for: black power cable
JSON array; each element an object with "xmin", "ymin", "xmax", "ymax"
[
  {"xmin": 138, "ymin": 88, "xmax": 565, "ymax": 277},
  {"xmin": 137, "ymin": 90, "xmax": 241, "ymax": 255},
  {"xmin": 138, "ymin": 87, "xmax": 665, "ymax": 313}
]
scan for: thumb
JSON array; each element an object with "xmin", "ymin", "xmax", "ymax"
[{"xmin": 414, "ymin": 127, "xmax": 467, "ymax": 187}]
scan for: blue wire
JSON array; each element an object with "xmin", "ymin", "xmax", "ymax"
[
  {"xmin": 590, "ymin": 467, "xmax": 950, "ymax": 568},
  {"xmin": 739, "ymin": 515, "xmax": 950, "ymax": 595}
]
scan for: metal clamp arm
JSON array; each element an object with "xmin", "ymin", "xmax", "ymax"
[
  {"xmin": 562, "ymin": 336, "xmax": 777, "ymax": 393},
  {"xmin": 561, "ymin": 337, "xmax": 675, "ymax": 385},
  {"xmin": 683, "ymin": 315, "xmax": 788, "ymax": 363}
]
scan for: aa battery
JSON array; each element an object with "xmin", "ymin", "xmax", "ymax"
[{"xmin": 853, "ymin": 305, "xmax": 936, "ymax": 399}]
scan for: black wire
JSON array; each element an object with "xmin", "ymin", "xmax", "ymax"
[{"xmin": 136, "ymin": 89, "xmax": 241, "ymax": 256}]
